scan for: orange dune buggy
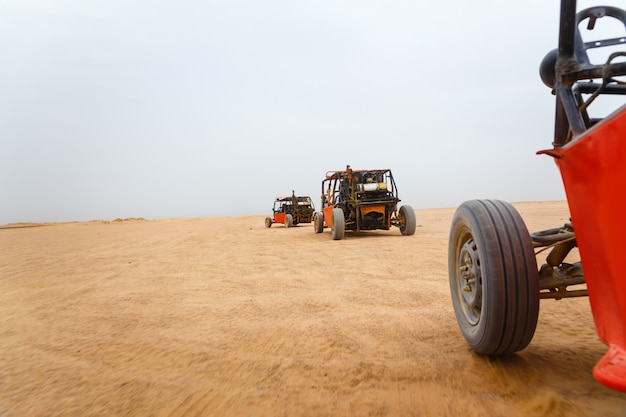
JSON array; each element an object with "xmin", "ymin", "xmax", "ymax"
[
  {"xmin": 265, "ymin": 191, "xmax": 315, "ymax": 228},
  {"xmin": 313, "ymin": 165, "xmax": 416, "ymax": 240},
  {"xmin": 448, "ymin": 0, "xmax": 626, "ymax": 392}
]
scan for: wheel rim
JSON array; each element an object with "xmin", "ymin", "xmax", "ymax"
[
  {"xmin": 398, "ymin": 212, "xmax": 406, "ymax": 229},
  {"xmin": 456, "ymin": 230, "xmax": 482, "ymax": 325}
]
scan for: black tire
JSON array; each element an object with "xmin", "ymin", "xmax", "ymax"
[
  {"xmin": 265, "ymin": 217, "xmax": 273, "ymax": 228},
  {"xmin": 284, "ymin": 214, "xmax": 293, "ymax": 228},
  {"xmin": 448, "ymin": 199, "xmax": 539, "ymax": 355},
  {"xmin": 313, "ymin": 212, "xmax": 324, "ymax": 233},
  {"xmin": 399, "ymin": 205, "xmax": 416, "ymax": 236},
  {"xmin": 331, "ymin": 208, "xmax": 345, "ymax": 240}
]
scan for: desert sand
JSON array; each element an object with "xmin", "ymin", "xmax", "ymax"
[{"xmin": 1, "ymin": 200, "xmax": 625, "ymax": 416}]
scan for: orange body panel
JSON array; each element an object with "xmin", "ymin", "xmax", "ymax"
[
  {"xmin": 547, "ymin": 105, "xmax": 626, "ymax": 391},
  {"xmin": 360, "ymin": 205, "xmax": 385, "ymax": 216},
  {"xmin": 322, "ymin": 206, "xmax": 334, "ymax": 228},
  {"xmin": 273, "ymin": 212, "xmax": 286, "ymax": 225}
]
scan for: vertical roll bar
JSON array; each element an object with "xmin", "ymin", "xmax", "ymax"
[{"xmin": 554, "ymin": 0, "xmax": 588, "ymax": 146}]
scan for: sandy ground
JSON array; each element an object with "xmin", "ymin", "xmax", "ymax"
[{"xmin": 1, "ymin": 200, "xmax": 625, "ymax": 417}]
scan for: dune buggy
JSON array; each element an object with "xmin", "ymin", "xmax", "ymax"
[
  {"xmin": 265, "ymin": 191, "xmax": 315, "ymax": 228},
  {"xmin": 313, "ymin": 165, "xmax": 416, "ymax": 240},
  {"xmin": 448, "ymin": 0, "xmax": 626, "ymax": 392}
]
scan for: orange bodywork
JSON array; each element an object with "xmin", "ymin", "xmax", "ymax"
[
  {"xmin": 322, "ymin": 206, "xmax": 333, "ymax": 228},
  {"xmin": 322, "ymin": 205, "xmax": 389, "ymax": 229},
  {"xmin": 361, "ymin": 205, "xmax": 390, "ymax": 229},
  {"xmin": 272, "ymin": 211, "xmax": 287, "ymax": 225},
  {"xmin": 543, "ymin": 104, "xmax": 626, "ymax": 391},
  {"xmin": 360, "ymin": 205, "xmax": 385, "ymax": 216}
]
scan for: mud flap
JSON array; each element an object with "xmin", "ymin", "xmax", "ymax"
[{"xmin": 539, "ymin": 105, "xmax": 626, "ymax": 392}]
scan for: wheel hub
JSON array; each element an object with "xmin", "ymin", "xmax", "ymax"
[{"xmin": 458, "ymin": 238, "xmax": 482, "ymax": 323}]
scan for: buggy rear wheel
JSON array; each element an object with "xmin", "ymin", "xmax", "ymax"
[
  {"xmin": 313, "ymin": 212, "xmax": 324, "ymax": 233},
  {"xmin": 331, "ymin": 208, "xmax": 345, "ymax": 240},
  {"xmin": 448, "ymin": 199, "xmax": 539, "ymax": 355},
  {"xmin": 398, "ymin": 205, "xmax": 416, "ymax": 236},
  {"xmin": 265, "ymin": 217, "xmax": 273, "ymax": 228},
  {"xmin": 284, "ymin": 214, "xmax": 293, "ymax": 228}
]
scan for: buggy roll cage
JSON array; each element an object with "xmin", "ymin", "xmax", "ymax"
[
  {"xmin": 321, "ymin": 167, "xmax": 399, "ymax": 209},
  {"xmin": 273, "ymin": 192, "xmax": 314, "ymax": 213},
  {"xmin": 541, "ymin": 0, "xmax": 626, "ymax": 147}
]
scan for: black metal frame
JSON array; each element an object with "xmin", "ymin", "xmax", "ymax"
[{"xmin": 551, "ymin": 0, "xmax": 626, "ymax": 146}]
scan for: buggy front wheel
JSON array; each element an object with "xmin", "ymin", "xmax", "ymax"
[
  {"xmin": 398, "ymin": 205, "xmax": 416, "ymax": 235},
  {"xmin": 284, "ymin": 214, "xmax": 293, "ymax": 228},
  {"xmin": 313, "ymin": 212, "xmax": 324, "ymax": 233},
  {"xmin": 448, "ymin": 199, "xmax": 539, "ymax": 355},
  {"xmin": 331, "ymin": 208, "xmax": 345, "ymax": 240},
  {"xmin": 265, "ymin": 217, "xmax": 273, "ymax": 228}
]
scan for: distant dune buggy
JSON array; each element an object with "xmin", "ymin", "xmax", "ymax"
[
  {"xmin": 313, "ymin": 165, "xmax": 416, "ymax": 240},
  {"xmin": 265, "ymin": 191, "xmax": 315, "ymax": 228}
]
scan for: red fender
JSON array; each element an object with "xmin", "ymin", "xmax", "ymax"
[{"xmin": 540, "ymin": 105, "xmax": 626, "ymax": 391}]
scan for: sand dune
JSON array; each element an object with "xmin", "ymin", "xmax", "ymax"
[{"xmin": 1, "ymin": 201, "xmax": 625, "ymax": 416}]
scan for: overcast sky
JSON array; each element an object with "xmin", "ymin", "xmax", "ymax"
[{"xmin": 0, "ymin": 0, "xmax": 617, "ymax": 223}]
